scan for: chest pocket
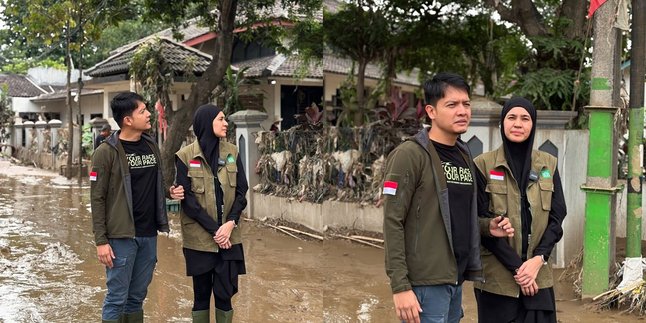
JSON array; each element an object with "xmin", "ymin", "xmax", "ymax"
[
  {"xmin": 538, "ymin": 180, "xmax": 553, "ymax": 211},
  {"xmin": 188, "ymin": 170, "xmax": 206, "ymax": 194},
  {"xmin": 225, "ymin": 162, "xmax": 237, "ymax": 187},
  {"xmin": 485, "ymin": 183, "xmax": 507, "ymax": 216}
]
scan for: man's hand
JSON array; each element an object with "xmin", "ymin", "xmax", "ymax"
[
  {"xmin": 393, "ymin": 290, "xmax": 422, "ymax": 323},
  {"xmin": 514, "ymin": 256, "xmax": 543, "ymax": 287},
  {"xmin": 489, "ymin": 216, "xmax": 514, "ymax": 238},
  {"xmin": 97, "ymin": 244, "xmax": 115, "ymax": 268},
  {"xmin": 169, "ymin": 185, "xmax": 184, "ymax": 200}
]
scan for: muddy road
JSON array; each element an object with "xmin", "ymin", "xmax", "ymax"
[{"xmin": 0, "ymin": 162, "xmax": 640, "ymax": 322}]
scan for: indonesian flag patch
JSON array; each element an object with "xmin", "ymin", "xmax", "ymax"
[
  {"xmin": 489, "ymin": 170, "xmax": 504, "ymax": 181},
  {"xmin": 89, "ymin": 171, "xmax": 97, "ymax": 181},
  {"xmin": 383, "ymin": 181, "xmax": 398, "ymax": 195},
  {"xmin": 189, "ymin": 160, "xmax": 201, "ymax": 168}
]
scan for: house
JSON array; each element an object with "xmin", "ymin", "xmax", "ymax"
[{"xmin": 82, "ymin": 6, "xmax": 421, "ymax": 133}]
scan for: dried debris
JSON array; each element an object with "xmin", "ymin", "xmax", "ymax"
[
  {"xmin": 254, "ymin": 121, "xmax": 419, "ymax": 204},
  {"xmin": 592, "ymin": 259, "xmax": 646, "ymax": 315}
]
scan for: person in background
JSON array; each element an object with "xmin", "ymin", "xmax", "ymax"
[
  {"xmin": 175, "ymin": 104, "xmax": 248, "ymax": 323},
  {"xmin": 95, "ymin": 124, "xmax": 112, "ymax": 149},
  {"xmin": 473, "ymin": 97, "xmax": 567, "ymax": 323}
]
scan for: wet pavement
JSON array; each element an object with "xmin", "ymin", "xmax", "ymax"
[{"xmin": 0, "ymin": 161, "xmax": 643, "ymax": 322}]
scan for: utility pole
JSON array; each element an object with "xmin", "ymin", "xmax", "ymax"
[
  {"xmin": 77, "ymin": 6, "xmax": 85, "ymax": 186},
  {"xmin": 581, "ymin": 0, "xmax": 624, "ymax": 297},
  {"xmin": 626, "ymin": 0, "xmax": 646, "ymax": 258},
  {"xmin": 65, "ymin": 16, "xmax": 74, "ymax": 180}
]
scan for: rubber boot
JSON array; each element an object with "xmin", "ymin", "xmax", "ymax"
[
  {"xmin": 215, "ymin": 308, "xmax": 233, "ymax": 323},
  {"xmin": 123, "ymin": 311, "xmax": 143, "ymax": 323},
  {"xmin": 192, "ymin": 310, "xmax": 210, "ymax": 323},
  {"xmin": 102, "ymin": 315, "xmax": 124, "ymax": 323}
]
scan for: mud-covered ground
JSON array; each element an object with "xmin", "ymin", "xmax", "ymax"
[{"xmin": 0, "ymin": 161, "xmax": 641, "ymax": 322}]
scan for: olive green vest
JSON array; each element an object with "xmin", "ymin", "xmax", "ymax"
[
  {"xmin": 473, "ymin": 146, "xmax": 557, "ymax": 297},
  {"xmin": 176, "ymin": 141, "xmax": 242, "ymax": 252}
]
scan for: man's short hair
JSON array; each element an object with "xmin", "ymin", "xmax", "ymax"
[
  {"xmin": 423, "ymin": 72, "xmax": 470, "ymax": 107},
  {"xmin": 111, "ymin": 92, "xmax": 145, "ymax": 127},
  {"xmin": 101, "ymin": 124, "xmax": 111, "ymax": 132}
]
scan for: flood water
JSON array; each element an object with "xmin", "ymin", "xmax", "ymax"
[{"xmin": 0, "ymin": 161, "xmax": 642, "ymax": 322}]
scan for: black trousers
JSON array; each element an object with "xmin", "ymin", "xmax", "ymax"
[
  {"xmin": 191, "ymin": 255, "xmax": 241, "ymax": 311},
  {"xmin": 474, "ymin": 288, "xmax": 557, "ymax": 323}
]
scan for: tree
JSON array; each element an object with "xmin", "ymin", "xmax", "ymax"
[
  {"xmin": 324, "ymin": 3, "xmax": 390, "ymax": 126},
  {"xmin": 481, "ymin": 0, "xmax": 591, "ymax": 111},
  {"xmin": 0, "ymin": 84, "xmax": 14, "ymax": 149},
  {"xmin": 0, "ymin": 1, "xmax": 165, "ymax": 73},
  {"xmin": 142, "ymin": 0, "xmax": 322, "ymax": 186},
  {"xmin": 7, "ymin": 0, "xmax": 132, "ymax": 178}
]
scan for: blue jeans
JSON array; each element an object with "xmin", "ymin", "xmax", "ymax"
[
  {"xmin": 410, "ymin": 284, "xmax": 463, "ymax": 323},
  {"xmin": 102, "ymin": 237, "xmax": 157, "ymax": 320}
]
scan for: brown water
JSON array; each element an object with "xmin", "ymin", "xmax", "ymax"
[{"xmin": 0, "ymin": 162, "xmax": 642, "ymax": 322}]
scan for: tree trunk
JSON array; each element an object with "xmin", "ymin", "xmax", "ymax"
[
  {"xmin": 559, "ymin": 0, "xmax": 588, "ymax": 40},
  {"xmin": 65, "ymin": 19, "xmax": 73, "ymax": 180},
  {"xmin": 160, "ymin": 0, "xmax": 238, "ymax": 187},
  {"xmin": 77, "ymin": 10, "xmax": 84, "ymax": 185},
  {"xmin": 483, "ymin": 0, "xmax": 548, "ymax": 37},
  {"xmin": 355, "ymin": 59, "xmax": 367, "ymax": 126}
]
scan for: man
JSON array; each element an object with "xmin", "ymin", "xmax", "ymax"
[
  {"xmin": 95, "ymin": 124, "xmax": 112, "ymax": 149},
  {"xmin": 383, "ymin": 72, "xmax": 514, "ymax": 323},
  {"xmin": 90, "ymin": 92, "xmax": 182, "ymax": 322}
]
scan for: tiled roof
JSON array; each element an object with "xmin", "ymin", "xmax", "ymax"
[
  {"xmin": 155, "ymin": 21, "xmax": 210, "ymax": 43},
  {"xmin": 274, "ymin": 56, "xmax": 323, "ymax": 78},
  {"xmin": 323, "ymin": 56, "xmax": 420, "ymax": 86},
  {"xmin": 233, "ymin": 56, "xmax": 277, "ymax": 78},
  {"xmin": 86, "ymin": 37, "xmax": 212, "ymax": 78},
  {"xmin": 0, "ymin": 74, "xmax": 47, "ymax": 97},
  {"xmin": 233, "ymin": 54, "xmax": 322, "ymax": 79},
  {"xmin": 231, "ymin": 54, "xmax": 418, "ymax": 85}
]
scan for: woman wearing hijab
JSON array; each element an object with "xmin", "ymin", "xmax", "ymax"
[
  {"xmin": 473, "ymin": 97, "xmax": 567, "ymax": 323},
  {"xmin": 175, "ymin": 104, "xmax": 248, "ymax": 323}
]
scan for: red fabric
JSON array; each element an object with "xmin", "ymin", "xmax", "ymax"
[
  {"xmin": 489, "ymin": 170, "xmax": 504, "ymax": 176},
  {"xmin": 155, "ymin": 100, "xmax": 168, "ymax": 141},
  {"xmin": 384, "ymin": 181, "xmax": 398, "ymax": 189},
  {"xmin": 588, "ymin": 0, "xmax": 608, "ymax": 19}
]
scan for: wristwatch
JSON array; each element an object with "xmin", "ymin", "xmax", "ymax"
[{"xmin": 540, "ymin": 254, "xmax": 548, "ymax": 266}]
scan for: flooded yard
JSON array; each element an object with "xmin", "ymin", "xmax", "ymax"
[{"xmin": 0, "ymin": 161, "xmax": 642, "ymax": 322}]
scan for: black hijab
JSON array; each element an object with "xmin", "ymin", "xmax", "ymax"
[
  {"xmin": 193, "ymin": 104, "xmax": 223, "ymax": 175},
  {"xmin": 500, "ymin": 97, "xmax": 537, "ymax": 192}
]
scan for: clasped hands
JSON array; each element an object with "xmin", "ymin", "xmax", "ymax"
[
  {"xmin": 488, "ymin": 216, "xmax": 542, "ymax": 296},
  {"xmin": 214, "ymin": 220, "xmax": 235, "ymax": 249},
  {"xmin": 168, "ymin": 185, "xmax": 234, "ymax": 249},
  {"xmin": 514, "ymin": 255, "xmax": 543, "ymax": 296}
]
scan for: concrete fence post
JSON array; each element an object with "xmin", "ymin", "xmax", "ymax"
[
  {"xmin": 229, "ymin": 110, "xmax": 268, "ymax": 219},
  {"xmin": 35, "ymin": 120, "xmax": 47, "ymax": 154},
  {"xmin": 23, "ymin": 121, "xmax": 34, "ymax": 150}
]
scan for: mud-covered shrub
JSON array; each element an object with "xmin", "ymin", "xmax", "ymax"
[{"xmin": 254, "ymin": 120, "xmax": 419, "ymax": 204}]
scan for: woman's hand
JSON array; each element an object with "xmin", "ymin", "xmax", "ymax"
[
  {"xmin": 514, "ymin": 255, "xmax": 543, "ymax": 287},
  {"xmin": 521, "ymin": 281, "xmax": 539, "ymax": 296},
  {"xmin": 214, "ymin": 221, "xmax": 236, "ymax": 249}
]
